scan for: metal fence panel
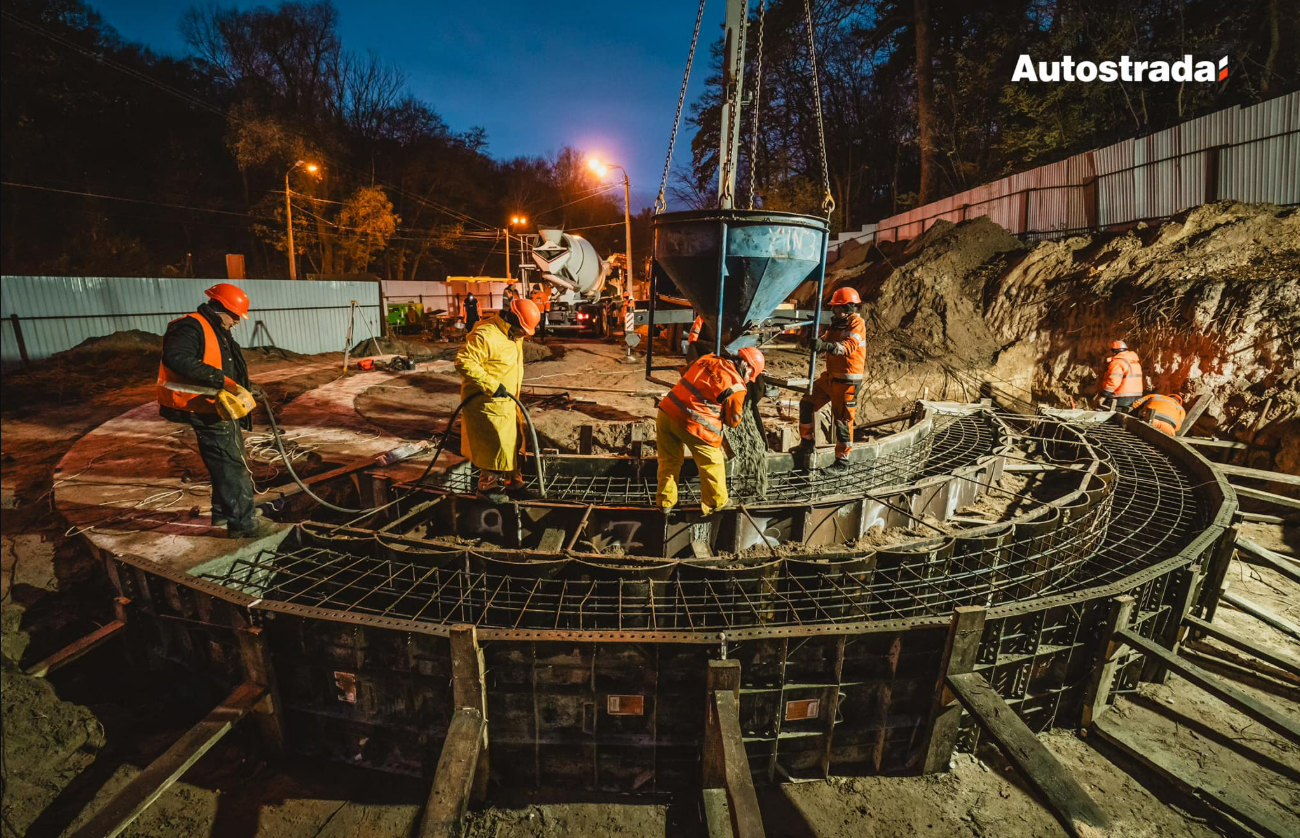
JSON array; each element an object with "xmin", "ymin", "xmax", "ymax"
[{"xmin": 0, "ymin": 276, "xmax": 380, "ymax": 368}]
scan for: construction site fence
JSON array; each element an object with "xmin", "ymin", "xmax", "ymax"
[
  {"xmin": 0, "ymin": 275, "xmax": 382, "ymax": 369},
  {"xmin": 379, "ymin": 279, "xmax": 511, "ymax": 319},
  {"xmin": 828, "ymin": 91, "xmax": 1298, "ymax": 260}
]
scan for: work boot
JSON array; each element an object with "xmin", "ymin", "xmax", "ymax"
[
  {"xmin": 213, "ymin": 508, "xmax": 264, "ymax": 528},
  {"xmin": 793, "ymin": 439, "xmax": 815, "ymax": 472},
  {"xmin": 824, "ymin": 458, "xmax": 851, "ymax": 475},
  {"xmin": 505, "ymin": 482, "xmax": 538, "ymax": 501},
  {"xmin": 478, "ymin": 489, "xmax": 511, "ymax": 505}
]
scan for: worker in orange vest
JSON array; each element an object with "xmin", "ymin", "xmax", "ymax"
[
  {"xmin": 797, "ymin": 287, "xmax": 867, "ymax": 473},
  {"xmin": 685, "ymin": 314, "xmax": 707, "ymax": 362},
  {"xmin": 157, "ymin": 283, "xmax": 268, "ymax": 538},
  {"xmin": 657, "ymin": 347, "xmax": 765, "ymax": 514},
  {"xmin": 529, "ymin": 284, "xmax": 551, "ymax": 338},
  {"xmin": 1099, "ymin": 340, "xmax": 1144, "ymax": 411},
  {"xmin": 1132, "ymin": 393, "xmax": 1186, "ymax": 435}
]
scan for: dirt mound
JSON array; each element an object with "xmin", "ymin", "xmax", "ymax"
[
  {"xmin": 52, "ymin": 329, "xmax": 163, "ymax": 361},
  {"xmin": 523, "ymin": 341, "xmax": 567, "ymax": 364}
]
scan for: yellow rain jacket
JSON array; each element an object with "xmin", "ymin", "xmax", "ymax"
[{"xmin": 455, "ymin": 314, "xmax": 524, "ymax": 472}]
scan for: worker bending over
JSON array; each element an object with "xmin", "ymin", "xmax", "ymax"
[
  {"xmin": 1132, "ymin": 393, "xmax": 1185, "ymax": 435},
  {"xmin": 1099, "ymin": 340, "xmax": 1143, "ymax": 410},
  {"xmin": 157, "ymin": 283, "xmax": 266, "ymax": 538},
  {"xmin": 797, "ymin": 287, "xmax": 867, "ymax": 473},
  {"xmin": 657, "ymin": 347, "xmax": 765, "ymax": 514},
  {"xmin": 455, "ymin": 298, "xmax": 542, "ymax": 502}
]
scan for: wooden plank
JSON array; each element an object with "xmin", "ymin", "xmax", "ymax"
[
  {"xmin": 1236, "ymin": 511, "xmax": 1296, "ymax": 525},
  {"xmin": 1184, "ymin": 436, "xmax": 1249, "ymax": 450},
  {"xmin": 418, "ymin": 707, "xmax": 485, "ymax": 838},
  {"xmin": 1175, "ymin": 394, "xmax": 1211, "ymax": 436},
  {"xmin": 1184, "ymin": 615, "xmax": 1300, "ymax": 678},
  {"xmin": 537, "ymin": 527, "xmax": 566, "ymax": 554},
  {"xmin": 702, "ymin": 788, "xmax": 733, "ymax": 838},
  {"xmin": 237, "ymin": 627, "xmax": 286, "ymax": 752},
  {"xmin": 1222, "ymin": 591, "xmax": 1300, "ymax": 640},
  {"xmin": 691, "ymin": 539, "xmax": 712, "ymax": 560},
  {"xmin": 703, "ymin": 660, "xmax": 742, "ymax": 789},
  {"xmin": 714, "ymin": 690, "xmax": 765, "ymax": 838},
  {"xmin": 1199, "ymin": 526, "xmax": 1238, "ymax": 626},
  {"xmin": 448, "ymin": 625, "xmax": 488, "ymax": 802},
  {"xmin": 1091, "ymin": 713, "xmax": 1294, "ymax": 838},
  {"xmin": 922, "ymin": 606, "xmax": 986, "ymax": 773},
  {"xmin": 1218, "ymin": 463, "xmax": 1300, "ymax": 487},
  {"xmin": 578, "ymin": 425, "xmax": 595, "ymax": 455},
  {"xmin": 947, "ymin": 672, "xmax": 1109, "ymax": 838},
  {"xmin": 1116, "ymin": 628, "xmax": 1300, "ymax": 744},
  {"xmin": 68, "ymin": 682, "xmax": 265, "ymax": 838},
  {"xmin": 1080, "ymin": 596, "xmax": 1135, "ymax": 727},
  {"xmin": 1232, "ymin": 484, "xmax": 1300, "ymax": 510},
  {"xmin": 25, "ymin": 620, "xmax": 125, "ymax": 678},
  {"xmin": 1236, "ymin": 537, "xmax": 1300, "ymax": 584}
]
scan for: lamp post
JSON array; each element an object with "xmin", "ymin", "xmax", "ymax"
[
  {"xmin": 587, "ymin": 158, "xmax": 635, "ymax": 299},
  {"xmin": 285, "ymin": 160, "xmax": 319, "ymax": 280},
  {"xmin": 506, "ymin": 215, "xmax": 527, "ymax": 280}
]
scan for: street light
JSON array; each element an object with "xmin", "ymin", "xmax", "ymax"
[
  {"xmin": 506, "ymin": 215, "xmax": 528, "ymax": 280},
  {"xmin": 285, "ymin": 160, "xmax": 321, "ymax": 280},
  {"xmin": 586, "ymin": 157, "xmax": 634, "ymax": 302}
]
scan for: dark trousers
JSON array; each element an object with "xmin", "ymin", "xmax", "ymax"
[{"xmin": 190, "ymin": 418, "xmax": 255, "ymax": 531}]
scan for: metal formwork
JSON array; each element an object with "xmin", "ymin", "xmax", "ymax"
[{"xmin": 101, "ymin": 406, "xmax": 1235, "ymax": 789}]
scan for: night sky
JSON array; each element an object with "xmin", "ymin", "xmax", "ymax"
[{"xmin": 92, "ymin": 0, "xmax": 725, "ymax": 211}]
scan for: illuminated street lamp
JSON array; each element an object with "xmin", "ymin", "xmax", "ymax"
[
  {"xmin": 506, "ymin": 215, "xmax": 528, "ymax": 280},
  {"xmin": 285, "ymin": 160, "xmax": 321, "ymax": 280},
  {"xmin": 587, "ymin": 157, "xmax": 634, "ymax": 300}
]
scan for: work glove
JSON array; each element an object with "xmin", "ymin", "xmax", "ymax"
[
  {"xmin": 223, "ymin": 376, "xmax": 242, "ymax": 393},
  {"xmin": 216, "ymin": 384, "xmax": 256, "ymax": 421},
  {"xmin": 492, "ymin": 383, "xmax": 510, "ymax": 399},
  {"xmin": 812, "ymin": 338, "xmax": 829, "ymax": 353}
]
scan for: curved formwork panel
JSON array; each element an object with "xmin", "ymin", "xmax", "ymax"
[{"xmin": 100, "ymin": 405, "xmax": 1236, "ymax": 788}]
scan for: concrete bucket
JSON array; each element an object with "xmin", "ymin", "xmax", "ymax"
[{"xmin": 652, "ymin": 209, "xmax": 829, "ymax": 351}]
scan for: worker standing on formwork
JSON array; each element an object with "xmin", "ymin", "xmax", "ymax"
[
  {"xmin": 657, "ymin": 347, "xmax": 765, "ymax": 514},
  {"xmin": 157, "ymin": 283, "xmax": 267, "ymax": 539},
  {"xmin": 797, "ymin": 288, "xmax": 867, "ymax": 473},
  {"xmin": 455, "ymin": 298, "xmax": 542, "ymax": 503},
  {"xmin": 1098, "ymin": 340, "xmax": 1144, "ymax": 411},
  {"xmin": 1131, "ymin": 393, "xmax": 1186, "ymax": 435}
]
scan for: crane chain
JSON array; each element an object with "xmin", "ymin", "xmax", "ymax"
[
  {"xmin": 802, "ymin": 0, "xmax": 835, "ymax": 218},
  {"xmin": 747, "ymin": 0, "xmax": 766, "ymax": 210},
  {"xmin": 656, "ymin": 0, "xmax": 708, "ymax": 215}
]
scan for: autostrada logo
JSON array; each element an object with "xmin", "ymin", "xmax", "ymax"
[{"xmin": 1013, "ymin": 55, "xmax": 1228, "ymax": 83}]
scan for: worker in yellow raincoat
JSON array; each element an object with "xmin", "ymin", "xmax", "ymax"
[{"xmin": 455, "ymin": 298, "xmax": 542, "ymax": 502}]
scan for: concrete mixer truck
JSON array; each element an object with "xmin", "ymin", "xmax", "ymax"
[{"xmin": 527, "ymin": 229, "xmax": 624, "ymax": 337}]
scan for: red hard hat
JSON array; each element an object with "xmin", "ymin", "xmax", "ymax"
[
  {"xmin": 510, "ymin": 298, "xmax": 542, "ymax": 336},
  {"xmin": 1110, "ymin": 340, "xmax": 1128, "ymax": 351},
  {"xmin": 830, "ymin": 287, "xmax": 861, "ymax": 306},
  {"xmin": 736, "ymin": 346, "xmax": 765, "ymax": 382},
  {"xmin": 205, "ymin": 283, "xmax": 250, "ymax": 319}
]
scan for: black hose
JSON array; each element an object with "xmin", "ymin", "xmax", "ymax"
[{"xmin": 260, "ymin": 388, "xmax": 545, "ymax": 516}]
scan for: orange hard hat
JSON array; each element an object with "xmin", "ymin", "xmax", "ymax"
[
  {"xmin": 1169, "ymin": 394, "xmax": 1183, "ymax": 405},
  {"xmin": 1110, "ymin": 340, "xmax": 1128, "ymax": 351},
  {"xmin": 736, "ymin": 346, "xmax": 765, "ymax": 382},
  {"xmin": 830, "ymin": 287, "xmax": 861, "ymax": 306},
  {"xmin": 205, "ymin": 283, "xmax": 250, "ymax": 319},
  {"xmin": 510, "ymin": 298, "xmax": 542, "ymax": 336}
]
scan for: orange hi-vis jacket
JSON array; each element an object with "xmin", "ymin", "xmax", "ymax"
[
  {"xmin": 530, "ymin": 288, "xmax": 551, "ymax": 312},
  {"xmin": 660, "ymin": 354, "xmax": 747, "ymax": 447},
  {"xmin": 820, "ymin": 312, "xmax": 867, "ymax": 383},
  {"xmin": 157, "ymin": 313, "xmax": 221, "ymax": 414},
  {"xmin": 1100, "ymin": 350, "xmax": 1143, "ymax": 398},
  {"xmin": 1133, "ymin": 394, "xmax": 1186, "ymax": 435},
  {"xmin": 688, "ymin": 315, "xmax": 704, "ymax": 344}
]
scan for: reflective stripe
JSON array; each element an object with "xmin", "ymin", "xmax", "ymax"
[
  {"xmin": 832, "ymin": 375, "xmax": 864, "ymax": 384},
  {"xmin": 680, "ymin": 377, "xmax": 715, "ymax": 406},
  {"xmin": 716, "ymin": 383, "xmax": 744, "ymax": 403},
  {"xmin": 666, "ymin": 391, "xmax": 722, "ymax": 435},
  {"xmin": 1152, "ymin": 411, "xmax": 1180, "ymax": 428}
]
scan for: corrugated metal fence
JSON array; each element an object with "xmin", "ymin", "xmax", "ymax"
[
  {"xmin": 829, "ymin": 92, "xmax": 1298, "ymax": 258},
  {"xmin": 0, "ymin": 276, "xmax": 381, "ymax": 369},
  {"xmin": 380, "ymin": 279, "xmax": 509, "ymax": 318}
]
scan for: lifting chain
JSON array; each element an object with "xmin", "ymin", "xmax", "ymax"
[
  {"xmin": 802, "ymin": 0, "xmax": 835, "ymax": 218},
  {"xmin": 747, "ymin": 0, "xmax": 766, "ymax": 210},
  {"xmin": 655, "ymin": 0, "xmax": 708, "ymax": 215}
]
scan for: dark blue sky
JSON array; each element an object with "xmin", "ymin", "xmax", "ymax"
[{"xmin": 93, "ymin": 0, "xmax": 725, "ymax": 211}]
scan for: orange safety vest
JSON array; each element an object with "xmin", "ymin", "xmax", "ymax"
[
  {"xmin": 821, "ymin": 313, "xmax": 867, "ymax": 383},
  {"xmin": 1133, "ymin": 394, "xmax": 1185, "ymax": 435},
  {"xmin": 1101, "ymin": 350, "xmax": 1143, "ymax": 398},
  {"xmin": 530, "ymin": 289, "xmax": 550, "ymax": 312},
  {"xmin": 157, "ymin": 313, "xmax": 222, "ymax": 414},
  {"xmin": 688, "ymin": 315, "xmax": 704, "ymax": 344},
  {"xmin": 660, "ymin": 354, "xmax": 747, "ymax": 447}
]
